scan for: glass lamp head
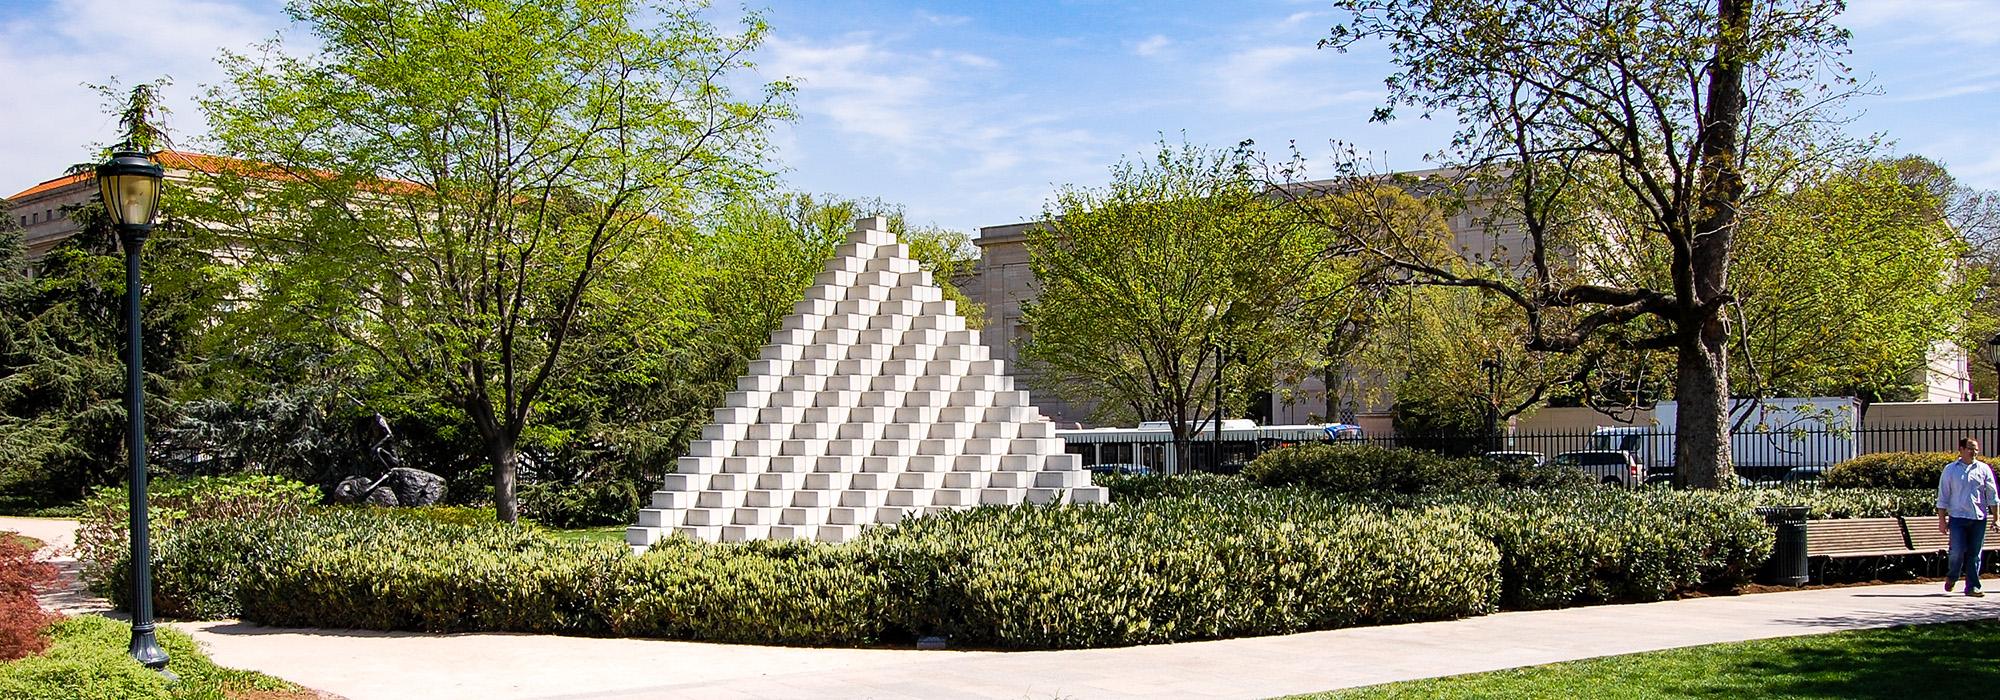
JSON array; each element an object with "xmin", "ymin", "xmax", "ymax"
[{"xmin": 95, "ymin": 149, "xmax": 165, "ymax": 228}]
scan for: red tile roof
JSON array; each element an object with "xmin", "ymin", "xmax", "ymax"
[
  {"xmin": 6, "ymin": 150, "xmax": 428, "ymax": 201},
  {"xmin": 6, "ymin": 172, "xmax": 90, "ymax": 201}
]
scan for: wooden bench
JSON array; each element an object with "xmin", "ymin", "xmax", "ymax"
[
  {"xmin": 1804, "ymin": 518, "xmax": 1912, "ymax": 559},
  {"xmin": 1902, "ymin": 515, "xmax": 2000, "ymax": 554},
  {"xmin": 1803, "ymin": 516, "xmax": 2000, "ymax": 581}
]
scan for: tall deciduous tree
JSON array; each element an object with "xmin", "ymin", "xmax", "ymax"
[
  {"xmin": 1318, "ymin": 0, "xmax": 1856, "ymax": 487},
  {"xmin": 1730, "ymin": 156, "xmax": 1976, "ymax": 400},
  {"xmin": 196, "ymin": 0, "xmax": 792, "ymax": 521},
  {"xmin": 1022, "ymin": 143, "xmax": 1360, "ymax": 473},
  {"xmin": 1365, "ymin": 285, "xmax": 1580, "ymax": 447}
]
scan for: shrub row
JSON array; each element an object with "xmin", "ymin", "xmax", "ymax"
[
  {"xmin": 1825, "ymin": 451, "xmax": 1955, "ymax": 489},
  {"xmin": 91, "ymin": 483, "xmax": 1793, "ymax": 650},
  {"xmin": 77, "ymin": 474, "xmax": 319, "ymax": 608},
  {"xmin": 1241, "ymin": 444, "xmax": 1593, "ymax": 495},
  {"xmin": 119, "ymin": 498, "xmax": 1497, "ymax": 648},
  {"xmin": 1426, "ymin": 489, "xmax": 1771, "ymax": 609}
]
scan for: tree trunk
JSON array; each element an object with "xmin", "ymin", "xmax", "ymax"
[
  {"xmin": 1169, "ymin": 425, "xmax": 1191, "ymax": 478},
  {"xmin": 1322, "ymin": 354, "xmax": 1341, "ymax": 422},
  {"xmin": 467, "ymin": 395, "xmax": 521, "ymax": 523},
  {"xmin": 1674, "ymin": 325, "xmax": 1735, "ymax": 488},
  {"xmin": 489, "ymin": 438, "xmax": 520, "ymax": 523},
  {"xmin": 1672, "ymin": 0, "xmax": 1749, "ymax": 490}
]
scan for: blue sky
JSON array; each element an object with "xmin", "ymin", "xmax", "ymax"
[{"xmin": 3, "ymin": 0, "xmax": 1996, "ymax": 234}]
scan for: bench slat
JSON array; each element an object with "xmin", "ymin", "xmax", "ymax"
[{"xmin": 1804, "ymin": 517, "xmax": 2000, "ymax": 559}]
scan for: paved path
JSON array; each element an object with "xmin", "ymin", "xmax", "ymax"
[{"xmin": 7, "ymin": 516, "xmax": 1997, "ymax": 699}]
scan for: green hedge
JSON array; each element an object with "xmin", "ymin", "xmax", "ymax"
[
  {"xmin": 1093, "ymin": 472, "xmax": 1257, "ymax": 502},
  {"xmin": 1440, "ymin": 489, "xmax": 1771, "ymax": 609},
  {"xmin": 1825, "ymin": 452, "xmax": 1954, "ymax": 489},
  {"xmin": 1744, "ymin": 485, "xmax": 1937, "ymax": 520},
  {"xmin": 1241, "ymin": 444, "xmax": 1592, "ymax": 495},
  {"xmin": 858, "ymin": 494, "xmax": 1497, "ymax": 647},
  {"xmin": 95, "ymin": 482, "xmax": 1817, "ymax": 649},
  {"xmin": 76, "ymin": 474, "xmax": 320, "ymax": 615},
  {"xmin": 145, "ymin": 497, "xmax": 1493, "ymax": 648}
]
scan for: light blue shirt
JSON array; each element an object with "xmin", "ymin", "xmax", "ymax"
[{"xmin": 1937, "ymin": 459, "xmax": 2000, "ymax": 520}]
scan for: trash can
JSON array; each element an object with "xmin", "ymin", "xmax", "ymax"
[{"xmin": 1756, "ymin": 505, "xmax": 1810, "ymax": 586}]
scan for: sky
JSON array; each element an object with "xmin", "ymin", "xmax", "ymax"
[{"xmin": 2, "ymin": 0, "xmax": 1997, "ymax": 235}]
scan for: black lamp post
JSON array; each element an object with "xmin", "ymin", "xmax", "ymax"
[
  {"xmin": 1986, "ymin": 333, "xmax": 2000, "ymax": 449},
  {"xmin": 98, "ymin": 147, "xmax": 171, "ymax": 678}
]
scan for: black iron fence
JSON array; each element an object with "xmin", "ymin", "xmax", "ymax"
[{"xmin": 1145, "ymin": 421, "xmax": 2000, "ymax": 482}]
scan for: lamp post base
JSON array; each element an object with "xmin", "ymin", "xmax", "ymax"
[{"xmin": 130, "ymin": 622, "xmax": 175, "ymax": 680}]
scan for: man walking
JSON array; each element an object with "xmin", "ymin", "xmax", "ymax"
[{"xmin": 1939, "ymin": 437, "xmax": 2000, "ymax": 597}]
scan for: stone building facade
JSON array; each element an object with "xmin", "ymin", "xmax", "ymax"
[{"xmin": 960, "ymin": 171, "xmax": 1972, "ymax": 428}]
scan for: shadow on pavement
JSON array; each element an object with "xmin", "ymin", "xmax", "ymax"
[
  {"xmin": 192, "ymin": 622, "xmax": 535, "ymax": 640},
  {"xmin": 1773, "ymin": 602, "xmax": 1998, "ymax": 630}
]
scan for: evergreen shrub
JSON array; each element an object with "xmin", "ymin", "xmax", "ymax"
[
  {"xmin": 1824, "ymin": 452, "xmax": 1954, "ymax": 490},
  {"xmin": 75, "ymin": 474, "xmax": 318, "ymax": 606},
  {"xmin": 119, "ymin": 494, "xmax": 1496, "ymax": 648},
  {"xmin": 86, "ymin": 480, "xmax": 1892, "ymax": 650},
  {"xmin": 520, "ymin": 480, "xmax": 643, "ymax": 529},
  {"xmin": 1437, "ymin": 489, "xmax": 1772, "ymax": 608},
  {"xmin": 1242, "ymin": 444, "xmax": 1591, "ymax": 494},
  {"xmin": 1093, "ymin": 472, "xmax": 1256, "ymax": 502}
]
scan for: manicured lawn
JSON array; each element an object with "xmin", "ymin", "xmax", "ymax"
[
  {"xmin": 544, "ymin": 524, "xmax": 628, "ymax": 546},
  {"xmin": 1304, "ymin": 620, "xmax": 2000, "ymax": 699},
  {"xmin": 0, "ymin": 615, "xmax": 314, "ymax": 699}
]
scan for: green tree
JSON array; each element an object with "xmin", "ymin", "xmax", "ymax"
[
  {"xmin": 0, "ymin": 83, "xmax": 225, "ymax": 507},
  {"xmin": 1022, "ymin": 143, "xmax": 1358, "ymax": 473},
  {"xmin": 1320, "ymin": 0, "xmax": 1858, "ymax": 487},
  {"xmin": 1366, "ymin": 286, "xmax": 1581, "ymax": 450},
  {"xmin": 194, "ymin": 0, "xmax": 792, "ymax": 521},
  {"xmin": 1730, "ymin": 156, "xmax": 1977, "ymax": 401}
]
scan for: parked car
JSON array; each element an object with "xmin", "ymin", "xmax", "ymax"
[
  {"xmin": 1549, "ymin": 450, "xmax": 1646, "ymax": 487},
  {"xmin": 1483, "ymin": 450, "xmax": 1546, "ymax": 468},
  {"xmin": 1087, "ymin": 463, "xmax": 1153, "ymax": 476},
  {"xmin": 1781, "ymin": 465, "xmax": 1826, "ymax": 485}
]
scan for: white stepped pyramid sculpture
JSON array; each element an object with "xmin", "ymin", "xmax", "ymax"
[{"xmin": 626, "ymin": 216, "xmax": 1108, "ymax": 548}]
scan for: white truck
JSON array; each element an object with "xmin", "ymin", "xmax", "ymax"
[{"xmin": 1588, "ymin": 397, "xmax": 1860, "ymax": 482}]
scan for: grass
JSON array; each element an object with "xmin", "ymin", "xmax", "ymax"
[
  {"xmin": 543, "ymin": 524, "xmax": 628, "ymax": 546},
  {"xmin": 5, "ymin": 532, "xmax": 44, "ymax": 552},
  {"xmin": 0, "ymin": 615, "xmax": 315, "ymax": 699},
  {"xmin": 1306, "ymin": 619, "xmax": 2000, "ymax": 699}
]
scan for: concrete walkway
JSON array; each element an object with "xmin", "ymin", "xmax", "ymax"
[{"xmin": 7, "ymin": 516, "xmax": 1997, "ymax": 700}]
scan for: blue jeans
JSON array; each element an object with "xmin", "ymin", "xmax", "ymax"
[{"xmin": 1947, "ymin": 517, "xmax": 1988, "ymax": 590}]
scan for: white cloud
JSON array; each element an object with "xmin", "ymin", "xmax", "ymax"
[
  {"xmin": 1275, "ymin": 10, "xmax": 1330, "ymax": 31},
  {"xmin": 1888, "ymin": 79, "xmax": 2000, "ymax": 103},
  {"xmin": 757, "ymin": 34, "xmax": 1115, "ymax": 228},
  {"xmin": 1209, "ymin": 45, "xmax": 1377, "ymax": 112},
  {"xmin": 0, "ymin": 0, "xmax": 285, "ymax": 196},
  {"xmin": 914, "ymin": 10, "xmax": 970, "ymax": 27},
  {"xmin": 760, "ymin": 36, "xmax": 936, "ymax": 145},
  {"xmin": 1844, "ymin": 0, "xmax": 2000, "ymax": 46},
  {"xmin": 1132, "ymin": 34, "xmax": 1171, "ymax": 57},
  {"xmin": 934, "ymin": 49, "xmax": 998, "ymax": 69}
]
